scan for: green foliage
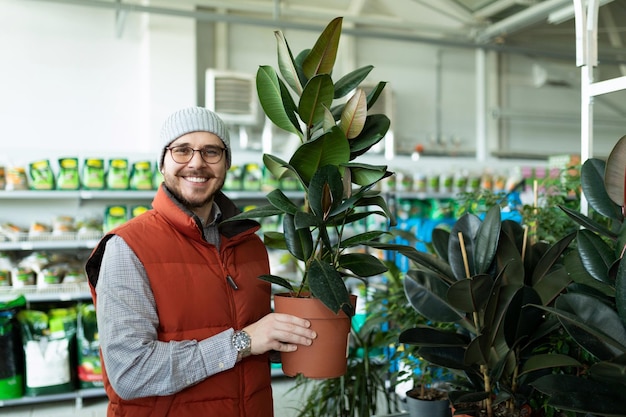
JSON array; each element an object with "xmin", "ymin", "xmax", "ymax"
[
  {"xmin": 456, "ymin": 166, "xmax": 581, "ymax": 245},
  {"xmin": 368, "ymin": 261, "xmax": 460, "ymax": 398},
  {"xmin": 226, "ymin": 17, "xmax": 411, "ymax": 316},
  {"xmin": 398, "ymin": 205, "xmax": 579, "ymax": 417},
  {"xmin": 530, "ymin": 140, "xmax": 626, "ymax": 416}
]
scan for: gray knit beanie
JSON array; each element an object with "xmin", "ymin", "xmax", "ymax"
[{"xmin": 159, "ymin": 106, "xmax": 231, "ymax": 169}]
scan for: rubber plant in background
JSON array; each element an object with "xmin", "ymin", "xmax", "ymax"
[
  {"xmin": 530, "ymin": 135, "xmax": 626, "ymax": 416},
  {"xmin": 398, "ymin": 205, "xmax": 581, "ymax": 417}
]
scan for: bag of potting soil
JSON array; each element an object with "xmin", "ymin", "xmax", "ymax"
[
  {"xmin": 17, "ymin": 307, "xmax": 77, "ymax": 396},
  {"xmin": 0, "ymin": 295, "xmax": 26, "ymax": 400},
  {"xmin": 76, "ymin": 303, "xmax": 102, "ymax": 388}
]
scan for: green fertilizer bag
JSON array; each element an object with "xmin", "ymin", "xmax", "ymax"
[
  {"xmin": 0, "ymin": 295, "xmax": 26, "ymax": 400},
  {"xmin": 18, "ymin": 308, "xmax": 76, "ymax": 396},
  {"xmin": 76, "ymin": 303, "xmax": 102, "ymax": 388}
]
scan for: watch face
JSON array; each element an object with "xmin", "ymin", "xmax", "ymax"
[{"xmin": 233, "ymin": 331, "xmax": 251, "ymax": 351}]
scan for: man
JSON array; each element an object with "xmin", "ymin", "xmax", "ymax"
[{"xmin": 86, "ymin": 106, "xmax": 316, "ymax": 417}]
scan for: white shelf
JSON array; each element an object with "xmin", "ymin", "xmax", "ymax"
[
  {"xmin": 0, "ymin": 282, "xmax": 92, "ymax": 302},
  {"xmin": 0, "ymin": 190, "xmax": 157, "ymax": 200},
  {"xmin": 0, "ymin": 387, "xmax": 106, "ymax": 409}
]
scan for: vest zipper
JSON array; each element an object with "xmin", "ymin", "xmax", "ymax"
[{"xmin": 226, "ymin": 275, "xmax": 239, "ymax": 290}]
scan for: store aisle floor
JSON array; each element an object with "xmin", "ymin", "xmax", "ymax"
[{"xmin": 0, "ymin": 377, "xmax": 304, "ymax": 417}]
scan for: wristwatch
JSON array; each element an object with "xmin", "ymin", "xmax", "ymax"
[{"xmin": 232, "ymin": 330, "xmax": 252, "ymax": 359}]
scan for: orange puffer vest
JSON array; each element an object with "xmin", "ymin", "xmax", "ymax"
[{"xmin": 86, "ymin": 186, "xmax": 273, "ymax": 417}]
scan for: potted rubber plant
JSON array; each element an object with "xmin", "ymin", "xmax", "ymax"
[
  {"xmin": 529, "ymin": 135, "xmax": 626, "ymax": 416},
  {"xmin": 227, "ymin": 17, "xmax": 404, "ymax": 378},
  {"xmin": 398, "ymin": 204, "xmax": 581, "ymax": 417}
]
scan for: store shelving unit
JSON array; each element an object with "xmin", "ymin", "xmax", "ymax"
[
  {"xmin": 0, "ymin": 187, "xmax": 301, "ymax": 409},
  {"xmin": 0, "ymin": 189, "xmax": 159, "ymax": 409}
]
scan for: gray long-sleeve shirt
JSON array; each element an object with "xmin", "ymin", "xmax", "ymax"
[{"xmin": 95, "ymin": 208, "xmax": 239, "ymax": 400}]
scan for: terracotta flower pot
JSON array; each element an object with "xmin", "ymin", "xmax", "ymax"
[{"xmin": 273, "ymin": 293, "xmax": 356, "ymax": 379}]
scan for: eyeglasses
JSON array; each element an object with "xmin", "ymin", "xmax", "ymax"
[{"xmin": 166, "ymin": 145, "xmax": 227, "ymax": 164}]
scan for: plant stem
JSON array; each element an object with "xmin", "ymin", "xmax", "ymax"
[{"xmin": 458, "ymin": 231, "xmax": 493, "ymax": 417}]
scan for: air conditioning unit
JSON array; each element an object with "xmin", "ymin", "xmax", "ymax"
[{"xmin": 205, "ymin": 69, "xmax": 259, "ymax": 125}]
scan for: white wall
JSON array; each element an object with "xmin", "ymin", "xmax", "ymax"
[{"xmin": 1, "ymin": 0, "xmax": 195, "ymax": 166}]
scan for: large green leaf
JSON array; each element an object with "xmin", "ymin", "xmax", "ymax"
[
  {"xmin": 340, "ymin": 231, "xmax": 388, "ymax": 247},
  {"xmin": 474, "ymin": 205, "xmax": 501, "ymax": 274},
  {"xmin": 448, "ymin": 212, "xmax": 482, "ymax": 280},
  {"xmin": 274, "ymin": 30, "xmax": 303, "ymax": 95},
  {"xmin": 400, "ymin": 327, "xmax": 472, "ymax": 372},
  {"xmin": 344, "ymin": 163, "xmax": 388, "ymax": 187},
  {"xmin": 298, "ymin": 74, "xmax": 334, "ymax": 129},
  {"xmin": 399, "ymin": 249, "xmax": 455, "ymax": 283},
  {"xmin": 266, "ymin": 188, "xmax": 301, "ymax": 215},
  {"xmin": 348, "ymin": 114, "xmax": 390, "ymax": 159},
  {"xmin": 496, "ymin": 232, "xmax": 524, "ymax": 286},
  {"xmin": 431, "ymin": 228, "xmax": 451, "ymax": 263},
  {"xmin": 338, "ymin": 253, "xmax": 388, "ymax": 277},
  {"xmin": 564, "ymin": 250, "xmax": 616, "ymax": 296},
  {"xmin": 551, "ymin": 293, "xmax": 626, "ymax": 358},
  {"xmin": 278, "ymin": 75, "xmax": 302, "ymax": 134},
  {"xmin": 263, "ymin": 231, "xmax": 287, "ymax": 250},
  {"xmin": 559, "ymin": 204, "xmax": 618, "ymax": 239},
  {"xmin": 339, "ymin": 88, "xmax": 367, "ymax": 139},
  {"xmin": 447, "ymin": 274, "xmax": 492, "ymax": 313},
  {"xmin": 503, "ymin": 286, "xmax": 543, "ymax": 348},
  {"xmin": 333, "ymin": 65, "xmax": 374, "ymax": 99},
  {"xmin": 259, "ymin": 274, "xmax": 294, "ymax": 292},
  {"xmin": 582, "ymin": 157, "xmax": 624, "ymax": 221},
  {"xmin": 577, "ymin": 229, "xmax": 616, "ymax": 284},
  {"xmin": 404, "ymin": 269, "xmax": 464, "ymax": 323},
  {"xmin": 365, "ymin": 81, "xmax": 387, "ymax": 111},
  {"xmin": 262, "ymin": 153, "xmax": 292, "ymax": 181},
  {"xmin": 589, "ymin": 355, "xmax": 626, "ymax": 384},
  {"xmin": 532, "ymin": 266, "xmax": 572, "ymax": 306},
  {"xmin": 351, "ymin": 194, "xmax": 396, "ymax": 227},
  {"xmin": 604, "ymin": 135, "xmax": 626, "ymax": 207},
  {"xmin": 302, "ymin": 16, "xmax": 342, "ymax": 79},
  {"xmin": 283, "ymin": 213, "xmax": 313, "ymax": 262},
  {"xmin": 293, "ymin": 211, "xmax": 321, "ymax": 230},
  {"xmin": 308, "ymin": 259, "xmax": 352, "ymax": 315},
  {"xmin": 223, "ymin": 204, "xmax": 282, "ymax": 222},
  {"xmin": 615, "ymin": 257, "xmax": 626, "ymax": 326},
  {"xmin": 290, "ymin": 126, "xmax": 350, "ymax": 185},
  {"xmin": 482, "ymin": 278, "xmax": 520, "ymax": 353},
  {"xmin": 532, "ymin": 374, "xmax": 625, "ymax": 416},
  {"xmin": 531, "ymin": 231, "xmax": 576, "ymax": 284},
  {"xmin": 464, "ymin": 334, "xmax": 489, "ymax": 366},
  {"xmin": 256, "ymin": 65, "xmax": 302, "ymax": 138},
  {"xmin": 399, "ymin": 326, "xmax": 469, "ymax": 347},
  {"xmin": 519, "ymin": 353, "xmax": 581, "ymax": 375},
  {"xmin": 307, "ymin": 165, "xmax": 344, "ymax": 220}
]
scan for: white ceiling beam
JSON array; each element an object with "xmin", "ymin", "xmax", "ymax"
[
  {"xmin": 474, "ymin": 0, "xmax": 535, "ymax": 20},
  {"xmin": 547, "ymin": 0, "xmax": 613, "ymax": 24},
  {"xmin": 412, "ymin": 0, "xmax": 476, "ymax": 24},
  {"xmin": 475, "ymin": 0, "xmax": 571, "ymax": 43}
]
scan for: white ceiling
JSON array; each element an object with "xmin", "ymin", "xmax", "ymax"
[
  {"xmin": 140, "ymin": 0, "xmax": 625, "ymax": 64},
  {"xmin": 35, "ymin": 0, "xmax": 626, "ymax": 68}
]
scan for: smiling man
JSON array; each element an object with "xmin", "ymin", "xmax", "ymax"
[{"xmin": 85, "ymin": 106, "xmax": 316, "ymax": 417}]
